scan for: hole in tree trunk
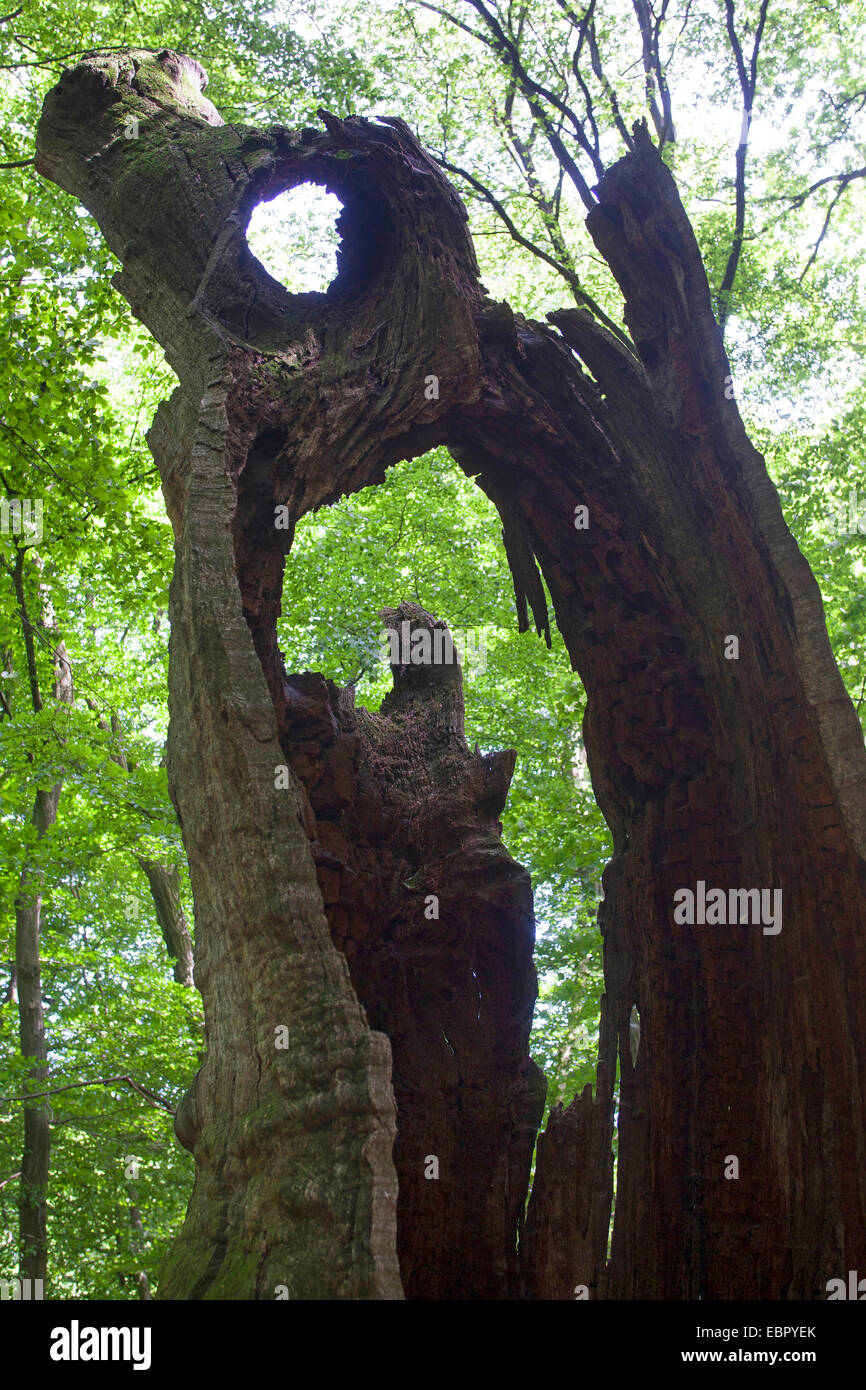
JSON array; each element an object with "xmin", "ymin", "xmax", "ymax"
[
  {"xmin": 276, "ymin": 449, "xmax": 609, "ymax": 1106},
  {"xmin": 245, "ymin": 185, "xmax": 344, "ymax": 294}
]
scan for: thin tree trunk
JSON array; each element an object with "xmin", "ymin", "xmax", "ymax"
[
  {"xmin": 15, "ymin": 832, "xmax": 53, "ymax": 1287},
  {"xmin": 136, "ymin": 860, "xmax": 194, "ymax": 988},
  {"xmin": 128, "ymin": 1190, "xmax": 152, "ymax": 1300},
  {"xmin": 11, "ymin": 552, "xmax": 73, "ymax": 1287},
  {"xmin": 84, "ymin": 703, "xmax": 195, "ymax": 986},
  {"xmin": 36, "ymin": 49, "xmax": 866, "ymax": 1299}
]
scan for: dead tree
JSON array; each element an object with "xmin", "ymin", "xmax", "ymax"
[{"xmin": 35, "ymin": 48, "xmax": 866, "ymax": 1299}]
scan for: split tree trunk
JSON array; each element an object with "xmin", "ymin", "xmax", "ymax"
[
  {"xmin": 36, "ymin": 49, "xmax": 866, "ymax": 1299},
  {"xmin": 276, "ymin": 602, "xmax": 545, "ymax": 1298}
]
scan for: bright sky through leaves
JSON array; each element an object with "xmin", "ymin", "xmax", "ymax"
[{"xmin": 245, "ymin": 184, "xmax": 343, "ymax": 293}]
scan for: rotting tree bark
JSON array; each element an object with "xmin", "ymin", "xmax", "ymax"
[
  {"xmin": 37, "ymin": 56, "xmax": 405, "ymax": 1304},
  {"xmin": 280, "ymin": 602, "xmax": 545, "ymax": 1298},
  {"xmin": 36, "ymin": 49, "xmax": 866, "ymax": 1300}
]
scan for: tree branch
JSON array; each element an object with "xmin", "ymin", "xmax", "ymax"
[
  {"xmin": 785, "ymin": 165, "xmax": 866, "ymax": 211},
  {"xmin": 436, "ymin": 152, "xmax": 630, "ymax": 342},
  {"xmin": 716, "ymin": 0, "xmax": 770, "ymax": 333},
  {"xmin": 415, "ymin": 0, "xmax": 492, "ymax": 47},
  {"xmin": 798, "ymin": 181, "xmax": 848, "ymax": 281},
  {"xmin": 9, "ymin": 547, "xmax": 42, "ymax": 712},
  {"xmin": 631, "ymin": 0, "xmax": 675, "ymax": 147},
  {"xmin": 461, "ymin": 0, "xmax": 603, "ymax": 201},
  {"xmin": 1, "ymin": 1074, "xmax": 176, "ymax": 1114}
]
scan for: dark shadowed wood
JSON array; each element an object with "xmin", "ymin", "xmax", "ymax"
[{"xmin": 277, "ymin": 603, "xmax": 545, "ymax": 1298}]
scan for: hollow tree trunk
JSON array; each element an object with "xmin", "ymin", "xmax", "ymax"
[{"xmin": 36, "ymin": 48, "xmax": 866, "ymax": 1299}]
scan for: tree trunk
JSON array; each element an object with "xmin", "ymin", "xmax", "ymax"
[
  {"xmin": 15, "ymin": 798, "xmax": 55, "ymax": 1288},
  {"xmin": 128, "ymin": 1190, "xmax": 152, "ymax": 1300},
  {"xmin": 277, "ymin": 602, "xmax": 545, "ymax": 1298},
  {"xmin": 36, "ymin": 49, "xmax": 866, "ymax": 1299},
  {"xmin": 13, "ymin": 571, "xmax": 73, "ymax": 1286},
  {"xmin": 137, "ymin": 860, "xmax": 194, "ymax": 987},
  {"xmin": 85, "ymin": 703, "xmax": 196, "ymax": 987}
]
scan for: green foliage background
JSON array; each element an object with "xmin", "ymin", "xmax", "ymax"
[{"xmin": 1, "ymin": 0, "xmax": 864, "ymax": 1295}]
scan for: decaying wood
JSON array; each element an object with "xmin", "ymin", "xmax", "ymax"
[
  {"xmin": 36, "ymin": 48, "xmax": 866, "ymax": 1299},
  {"xmin": 280, "ymin": 602, "xmax": 544, "ymax": 1298}
]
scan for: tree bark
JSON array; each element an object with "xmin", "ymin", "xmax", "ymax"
[
  {"xmin": 35, "ymin": 49, "xmax": 866, "ymax": 1299},
  {"xmin": 128, "ymin": 1190, "xmax": 152, "ymax": 1300},
  {"xmin": 278, "ymin": 602, "xmax": 545, "ymax": 1298},
  {"xmin": 15, "ymin": 792, "xmax": 56, "ymax": 1288}
]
